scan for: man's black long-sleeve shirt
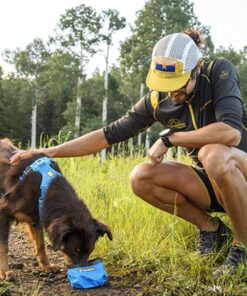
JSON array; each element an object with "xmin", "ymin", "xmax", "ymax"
[{"xmin": 104, "ymin": 58, "xmax": 247, "ymax": 162}]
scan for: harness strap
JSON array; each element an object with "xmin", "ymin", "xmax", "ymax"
[{"xmin": 19, "ymin": 157, "xmax": 61, "ymax": 222}]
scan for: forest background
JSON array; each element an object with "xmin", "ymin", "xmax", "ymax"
[{"xmin": 1, "ymin": 0, "xmax": 247, "ymax": 149}]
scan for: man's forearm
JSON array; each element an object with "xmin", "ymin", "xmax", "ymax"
[
  {"xmin": 170, "ymin": 122, "xmax": 241, "ymax": 148},
  {"xmin": 42, "ymin": 129, "xmax": 111, "ymax": 158}
]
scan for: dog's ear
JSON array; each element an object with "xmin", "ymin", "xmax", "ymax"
[
  {"xmin": 0, "ymin": 138, "xmax": 18, "ymax": 153},
  {"xmin": 94, "ymin": 219, "xmax": 112, "ymax": 241},
  {"xmin": 47, "ymin": 218, "xmax": 72, "ymax": 251},
  {"xmin": 0, "ymin": 138, "xmax": 18, "ymax": 165},
  {"xmin": 1, "ymin": 138, "xmax": 14, "ymax": 146}
]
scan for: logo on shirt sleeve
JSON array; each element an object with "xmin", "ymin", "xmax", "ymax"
[{"xmin": 220, "ymin": 70, "xmax": 229, "ymax": 80}]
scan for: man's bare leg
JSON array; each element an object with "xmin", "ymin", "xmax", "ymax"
[
  {"xmin": 199, "ymin": 144, "xmax": 247, "ymax": 246},
  {"xmin": 129, "ymin": 161, "xmax": 219, "ymax": 231},
  {"xmin": 129, "ymin": 160, "xmax": 232, "ymax": 256}
]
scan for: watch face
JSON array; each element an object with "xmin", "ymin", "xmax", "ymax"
[{"xmin": 159, "ymin": 128, "xmax": 171, "ymax": 137}]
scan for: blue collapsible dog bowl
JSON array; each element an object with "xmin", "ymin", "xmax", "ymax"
[{"xmin": 67, "ymin": 258, "xmax": 108, "ymax": 289}]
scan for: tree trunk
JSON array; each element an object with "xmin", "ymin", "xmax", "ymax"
[
  {"xmin": 31, "ymin": 102, "xmax": 37, "ymax": 148},
  {"xmin": 31, "ymin": 83, "xmax": 38, "ymax": 148},
  {"xmin": 138, "ymin": 83, "xmax": 145, "ymax": 148},
  {"xmin": 101, "ymin": 43, "xmax": 110, "ymax": 161},
  {"xmin": 145, "ymin": 127, "xmax": 151, "ymax": 154},
  {"xmin": 74, "ymin": 76, "xmax": 82, "ymax": 138}
]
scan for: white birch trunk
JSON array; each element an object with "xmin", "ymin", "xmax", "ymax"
[
  {"xmin": 137, "ymin": 83, "xmax": 145, "ymax": 147},
  {"xmin": 74, "ymin": 77, "xmax": 82, "ymax": 138},
  {"xmin": 31, "ymin": 103, "xmax": 37, "ymax": 148},
  {"xmin": 101, "ymin": 43, "xmax": 110, "ymax": 161},
  {"xmin": 145, "ymin": 127, "xmax": 151, "ymax": 154}
]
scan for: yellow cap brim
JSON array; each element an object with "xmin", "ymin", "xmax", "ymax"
[{"xmin": 146, "ymin": 69, "xmax": 191, "ymax": 92}]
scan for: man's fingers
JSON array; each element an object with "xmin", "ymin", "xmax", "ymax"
[
  {"xmin": 149, "ymin": 154, "xmax": 164, "ymax": 166},
  {"xmin": 9, "ymin": 152, "xmax": 22, "ymax": 163},
  {"xmin": 10, "ymin": 150, "xmax": 32, "ymax": 163}
]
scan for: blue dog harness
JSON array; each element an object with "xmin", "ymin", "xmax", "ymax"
[{"xmin": 19, "ymin": 157, "xmax": 61, "ymax": 221}]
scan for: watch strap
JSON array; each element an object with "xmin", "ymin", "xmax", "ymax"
[{"xmin": 161, "ymin": 135, "xmax": 174, "ymax": 148}]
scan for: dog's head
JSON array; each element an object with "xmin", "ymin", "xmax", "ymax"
[{"xmin": 47, "ymin": 216, "xmax": 112, "ymax": 265}]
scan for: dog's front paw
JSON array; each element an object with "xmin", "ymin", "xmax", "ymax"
[{"xmin": 0, "ymin": 270, "xmax": 14, "ymax": 281}]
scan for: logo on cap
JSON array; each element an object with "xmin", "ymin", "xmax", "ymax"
[{"xmin": 156, "ymin": 64, "xmax": 176, "ymax": 73}]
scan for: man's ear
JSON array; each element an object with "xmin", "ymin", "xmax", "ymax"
[
  {"xmin": 94, "ymin": 219, "xmax": 113, "ymax": 241},
  {"xmin": 47, "ymin": 218, "xmax": 72, "ymax": 251}
]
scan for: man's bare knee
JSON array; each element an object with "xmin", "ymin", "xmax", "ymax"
[
  {"xmin": 198, "ymin": 144, "xmax": 233, "ymax": 181},
  {"xmin": 129, "ymin": 163, "xmax": 154, "ymax": 195}
]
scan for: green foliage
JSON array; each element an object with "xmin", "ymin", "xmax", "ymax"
[
  {"xmin": 209, "ymin": 45, "xmax": 247, "ymax": 66},
  {"xmin": 107, "ymin": 72, "xmax": 131, "ymax": 122},
  {"xmin": 0, "ymin": 1, "xmax": 247, "ymax": 147},
  {"xmin": 62, "ymin": 71, "xmax": 130, "ymax": 135},
  {"xmin": 36, "ymin": 51, "xmax": 78, "ymax": 136},
  {"xmin": 53, "ymin": 4, "xmax": 104, "ymax": 137},
  {"xmin": 59, "ymin": 4, "xmax": 101, "ymax": 48},
  {"xmin": 0, "ymin": 280, "xmax": 12, "ymax": 296},
  {"xmin": 0, "ymin": 75, "xmax": 32, "ymax": 142},
  {"xmin": 54, "ymin": 4, "xmax": 102, "ymax": 72},
  {"xmin": 4, "ymin": 39, "xmax": 50, "ymax": 77},
  {"xmin": 100, "ymin": 9, "xmax": 126, "ymax": 46}
]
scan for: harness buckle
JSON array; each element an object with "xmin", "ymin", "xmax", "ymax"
[
  {"xmin": 1, "ymin": 192, "xmax": 10, "ymax": 199},
  {"xmin": 25, "ymin": 166, "xmax": 34, "ymax": 174}
]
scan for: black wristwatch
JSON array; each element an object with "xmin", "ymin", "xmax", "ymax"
[{"xmin": 159, "ymin": 128, "xmax": 174, "ymax": 148}]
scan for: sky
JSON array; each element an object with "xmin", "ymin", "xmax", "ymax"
[{"xmin": 0, "ymin": 0, "xmax": 247, "ymax": 76}]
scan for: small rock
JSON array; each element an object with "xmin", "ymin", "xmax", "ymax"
[
  {"xmin": 53, "ymin": 269, "xmax": 61, "ymax": 274},
  {"xmin": 39, "ymin": 272, "xmax": 47, "ymax": 277},
  {"xmin": 10, "ymin": 263, "xmax": 24, "ymax": 269},
  {"xmin": 44, "ymin": 278, "xmax": 55, "ymax": 283},
  {"xmin": 8, "ymin": 276, "xmax": 16, "ymax": 283},
  {"xmin": 47, "ymin": 273, "xmax": 55, "ymax": 278},
  {"xmin": 55, "ymin": 275, "xmax": 66, "ymax": 281}
]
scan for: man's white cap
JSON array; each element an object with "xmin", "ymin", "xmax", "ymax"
[{"xmin": 146, "ymin": 33, "xmax": 202, "ymax": 92}]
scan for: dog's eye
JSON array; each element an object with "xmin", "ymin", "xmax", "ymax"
[{"xmin": 75, "ymin": 248, "xmax": 80, "ymax": 253}]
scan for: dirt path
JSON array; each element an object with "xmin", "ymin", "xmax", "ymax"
[{"xmin": 0, "ymin": 224, "xmax": 142, "ymax": 296}]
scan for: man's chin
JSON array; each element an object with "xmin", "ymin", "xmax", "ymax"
[{"xmin": 170, "ymin": 96, "xmax": 188, "ymax": 105}]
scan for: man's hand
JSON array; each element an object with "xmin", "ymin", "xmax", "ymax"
[
  {"xmin": 148, "ymin": 138, "xmax": 168, "ymax": 165},
  {"xmin": 10, "ymin": 149, "xmax": 38, "ymax": 164}
]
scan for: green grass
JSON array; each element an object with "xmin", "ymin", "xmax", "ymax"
[{"xmin": 55, "ymin": 154, "xmax": 247, "ymax": 295}]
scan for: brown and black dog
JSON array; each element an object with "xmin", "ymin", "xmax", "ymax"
[{"xmin": 0, "ymin": 139, "xmax": 112, "ymax": 280}]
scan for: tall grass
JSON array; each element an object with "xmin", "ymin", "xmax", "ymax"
[{"xmin": 55, "ymin": 153, "xmax": 247, "ymax": 295}]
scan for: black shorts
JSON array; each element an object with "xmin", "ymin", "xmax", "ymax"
[{"xmin": 190, "ymin": 166, "xmax": 225, "ymax": 212}]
